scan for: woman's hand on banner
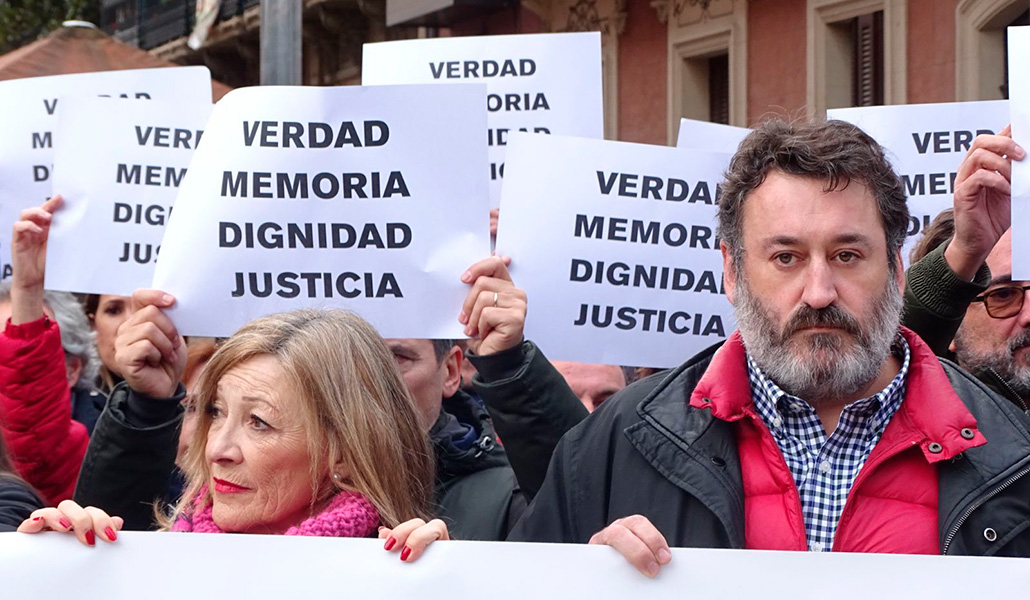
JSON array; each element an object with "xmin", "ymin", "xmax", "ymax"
[
  {"xmin": 379, "ymin": 518, "xmax": 450, "ymax": 562},
  {"xmin": 17, "ymin": 499, "xmax": 123, "ymax": 547}
]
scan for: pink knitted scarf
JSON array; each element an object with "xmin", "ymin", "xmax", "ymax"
[{"xmin": 171, "ymin": 489, "xmax": 380, "ymax": 537}]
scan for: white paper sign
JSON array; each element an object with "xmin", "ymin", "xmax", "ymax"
[
  {"xmin": 1008, "ymin": 27, "xmax": 1030, "ymax": 279},
  {"xmin": 676, "ymin": 118, "xmax": 749, "ymax": 153},
  {"xmin": 829, "ymin": 101, "xmax": 1009, "ymax": 263},
  {"xmin": 362, "ymin": 32, "xmax": 604, "ymax": 208},
  {"xmin": 0, "ymin": 67, "xmax": 213, "ymax": 280},
  {"xmin": 2, "ymin": 533, "xmax": 1028, "ymax": 599},
  {"xmin": 45, "ymin": 97, "xmax": 212, "ymax": 295},
  {"xmin": 496, "ymin": 133, "xmax": 734, "ymax": 368},
  {"xmin": 152, "ymin": 84, "xmax": 490, "ymax": 338}
]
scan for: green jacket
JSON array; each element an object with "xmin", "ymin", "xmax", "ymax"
[{"xmin": 902, "ymin": 241, "xmax": 1029, "ymax": 412}]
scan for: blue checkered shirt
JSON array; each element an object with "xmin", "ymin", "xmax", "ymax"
[{"xmin": 746, "ymin": 336, "xmax": 910, "ymax": 552}]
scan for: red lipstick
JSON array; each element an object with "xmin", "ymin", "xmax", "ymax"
[{"xmin": 213, "ymin": 478, "xmax": 252, "ymax": 494}]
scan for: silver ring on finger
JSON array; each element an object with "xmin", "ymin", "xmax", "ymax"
[{"xmin": 493, "ymin": 292, "xmax": 499, "ymax": 307}]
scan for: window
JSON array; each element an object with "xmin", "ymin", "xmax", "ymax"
[
  {"xmin": 807, "ymin": 0, "xmax": 905, "ymax": 116},
  {"xmin": 956, "ymin": 0, "xmax": 1030, "ymax": 101},
  {"xmin": 678, "ymin": 51, "xmax": 730, "ymax": 124},
  {"xmin": 666, "ymin": 0, "xmax": 747, "ymax": 140}
]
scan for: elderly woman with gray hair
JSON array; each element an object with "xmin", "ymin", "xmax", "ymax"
[{"xmin": 0, "ymin": 196, "xmax": 105, "ymax": 505}]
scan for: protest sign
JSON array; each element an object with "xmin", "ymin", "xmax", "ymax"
[
  {"xmin": 0, "ymin": 66, "xmax": 213, "ymax": 280},
  {"xmin": 2, "ymin": 532, "xmax": 1028, "ymax": 599},
  {"xmin": 45, "ymin": 97, "xmax": 212, "ymax": 295},
  {"xmin": 496, "ymin": 133, "xmax": 734, "ymax": 368},
  {"xmin": 152, "ymin": 84, "xmax": 491, "ymax": 338},
  {"xmin": 361, "ymin": 32, "xmax": 604, "ymax": 208},
  {"xmin": 829, "ymin": 100, "xmax": 1009, "ymax": 263},
  {"xmin": 676, "ymin": 117, "xmax": 749, "ymax": 152},
  {"xmin": 1008, "ymin": 26, "xmax": 1030, "ymax": 279}
]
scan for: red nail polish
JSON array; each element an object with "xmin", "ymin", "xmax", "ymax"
[
  {"xmin": 85, "ymin": 530, "xmax": 95, "ymax": 546},
  {"xmin": 58, "ymin": 518, "xmax": 72, "ymax": 530},
  {"xmin": 31, "ymin": 516, "xmax": 42, "ymax": 522},
  {"xmin": 105, "ymin": 527, "xmax": 117, "ymax": 542},
  {"xmin": 383, "ymin": 537, "xmax": 396, "ymax": 551},
  {"xmin": 400, "ymin": 546, "xmax": 412, "ymax": 561}
]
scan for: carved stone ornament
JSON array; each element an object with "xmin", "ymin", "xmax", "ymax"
[
  {"xmin": 651, "ymin": 0, "xmax": 734, "ymax": 26},
  {"xmin": 562, "ymin": 0, "xmax": 627, "ymax": 37}
]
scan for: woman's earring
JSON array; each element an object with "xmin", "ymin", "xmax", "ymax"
[{"xmin": 332, "ymin": 473, "xmax": 342, "ymax": 483}]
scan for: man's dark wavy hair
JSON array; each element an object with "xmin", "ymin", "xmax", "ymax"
[{"xmin": 718, "ymin": 119, "xmax": 910, "ymax": 276}]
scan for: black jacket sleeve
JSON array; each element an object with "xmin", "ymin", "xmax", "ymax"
[
  {"xmin": 0, "ymin": 476, "xmax": 44, "ymax": 532},
  {"xmin": 73, "ymin": 382, "xmax": 184, "ymax": 531},
  {"xmin": 468, "ymin": 341, "xmax": 588, "ymax": 500},
  {"xmin": 902, "ymin": 241, "xmax": 991, "ymax": 357},
  {"xmin": 506, "ymin": 431, "xmax": 582, "ymax": 543}
]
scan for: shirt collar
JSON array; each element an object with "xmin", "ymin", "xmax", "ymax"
[{"xmin": 746, "ymin": 334, "xmax": 911, "ymax": 435}]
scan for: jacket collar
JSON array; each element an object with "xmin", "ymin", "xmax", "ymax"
[
  {"xmin": 432, "ymin": 390, "xmax": 510, "ymax": 482},
  {"xmin": 688, "ymin": 327, "xmax": 985, "ymax": 463}
]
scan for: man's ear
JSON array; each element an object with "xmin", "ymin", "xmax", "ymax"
[
  {"xmin": 894, "ymin": 248, "xmax": 905, "ymax": 295},
  {"xmin": 722, "ymin": 242, "xmax": 737, "ymax": 305},
  {"xmin": 441, "ymin": 344, "xmax": 462, "ymax": 398}
]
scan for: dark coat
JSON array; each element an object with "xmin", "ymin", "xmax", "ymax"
[
  {"xmin": 74, "ymin": 383, "xmax": 184, "ymax": 531},
  {"xmin": 431, "ymin": 390, "xmax": 525, "ymax": 541},
  {"xmin": 0, "ymin": 474, "xmax": 44, "ymax": 532},
  {"xmin": 512, "ymin": 341, "xmax": 1030, "ymax": 556},
  {"xmin": 468, "ymin": 340, "xmax": 588, "ymax": 499}
]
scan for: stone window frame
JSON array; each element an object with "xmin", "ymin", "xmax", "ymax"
[
  {"xmin": 806, "ymin": 0, "xmax": 907, "ymax": 117},
  {"xmin": 665, "ymin": 1, "xmax": 748, "ymax": 143},
  {"xmin": 955, "ymin": 0, "xmax": 1030, "ymax": 101}
]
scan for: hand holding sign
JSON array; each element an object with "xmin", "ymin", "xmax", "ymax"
[
  {"xmin": 378, "ymin": 518, "xmax": 450, "ymax": 562},
  {"xmin": 945, "ymin": 126, "xmax": 1026, "ymax": 279},
  {"xmin": 459, "ymin": 255, "xmax": 526, "ymax": 356},
  {"xmin": 588, "ymin": 515, "xmax": 672, "ymax": 578},
  {"xmin": 113, "ymin": 290, "xmax": 186, "ymax": 398},
  {"xmin": 9, "ymin": 195, "xmax": 62, "ymax": 325}
]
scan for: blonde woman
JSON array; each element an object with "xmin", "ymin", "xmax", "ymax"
[{"xmin": 21, "ymin": 292, "xmax": 439, "ymax": 549}]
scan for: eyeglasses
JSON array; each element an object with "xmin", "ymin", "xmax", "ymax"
[{"xmin": 973, "ymin": 284, "xmax": 1030, "ymax": 319}]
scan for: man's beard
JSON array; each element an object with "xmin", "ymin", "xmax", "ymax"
[
  {"xmin": 734, "ymin": 275, "xmax": 903, "ymax": 403},
  {"xmin": 954, "ymin": 327, "xmax": 1030, "ymax": 397}
]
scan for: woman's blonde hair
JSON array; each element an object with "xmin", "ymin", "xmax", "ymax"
[{"xmin": 168, "ymin": 309, "xmax": 435, "ymax": 530}]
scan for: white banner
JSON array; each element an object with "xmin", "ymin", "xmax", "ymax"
[
  {"xmin": 1009, "ymin": 26, "xmax": 1030, "ymax": 279},
  {"xmin": 676, "ymin": 118, "xmax": 749, "ymax": 153},
  {"xmin": 1, "ymin": 533, "xmax": 1028, "ymax": 599},
  {"xmin": 152, "ymin": 84, "xmax": 491, "ymax": 338},
  {"xmin": 829, "ymin": 100, "xmax": 1009, "ymax": 263},
  {"xmin": 496, "ymin": 133, "xmax": 734, "ymax": 368},
  {"xmin": 0, "ymin": 67, "xmax": 213, "ymax": 280},
  {"xmin": 362, "ymin": 32, "xmax": 604, "ymax": 208},
  {"xmin": 46, "ymin": 97, "xmax": 212, "ymax": 295}
]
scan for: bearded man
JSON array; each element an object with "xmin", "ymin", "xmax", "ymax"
[{"xmin": 508, "ymin": 120, "xmax": 1030, "ymax": 567}]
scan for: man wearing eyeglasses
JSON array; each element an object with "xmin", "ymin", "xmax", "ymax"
[{"xmin": 903, "ymin": 127, "xmax": 1029, "ymax": 413}]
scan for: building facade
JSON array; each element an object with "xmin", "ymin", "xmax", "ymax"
[{"xmin": 102, "ymin": 0, "xmax": 1030, "ymax": 144}]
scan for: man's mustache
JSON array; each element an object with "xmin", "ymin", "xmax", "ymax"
[
  {"xmin": 782, "ymin": 304, "xmax": 863, "ymax": 339},
  {"xmin": 1009, "ymin": 328, "xmax": 1030, "ymax": 353}
]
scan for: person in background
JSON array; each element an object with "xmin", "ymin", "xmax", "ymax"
[
  {"xmin": 0, "ymin": 196, "xmax": 91, "ymax": 504},
  {"xmin": 81, "ymin": 293, "xmax": 132, "ymax": 393},
  {"xmin": 24, "ymin": 302, "xmax": 436, "ymax": 547},
  {"xmin": 902, "ymin": 127, "xmax": 1028, "ymax": 412},
  {"xmin": 0, "ymin": 282, "xmax": 105, "ymax": 433},
  {"xmin": 550, "ymin": 361, "xmax": 627, "ymax": 412}
]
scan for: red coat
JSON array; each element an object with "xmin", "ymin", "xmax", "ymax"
[
  {"xmin": 690, "ymin": 327, "xmax": 986, "ymax": 553},
  {"xmin": 0, "ymin": 317, "xmax": 89, "ymax": 504}
]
